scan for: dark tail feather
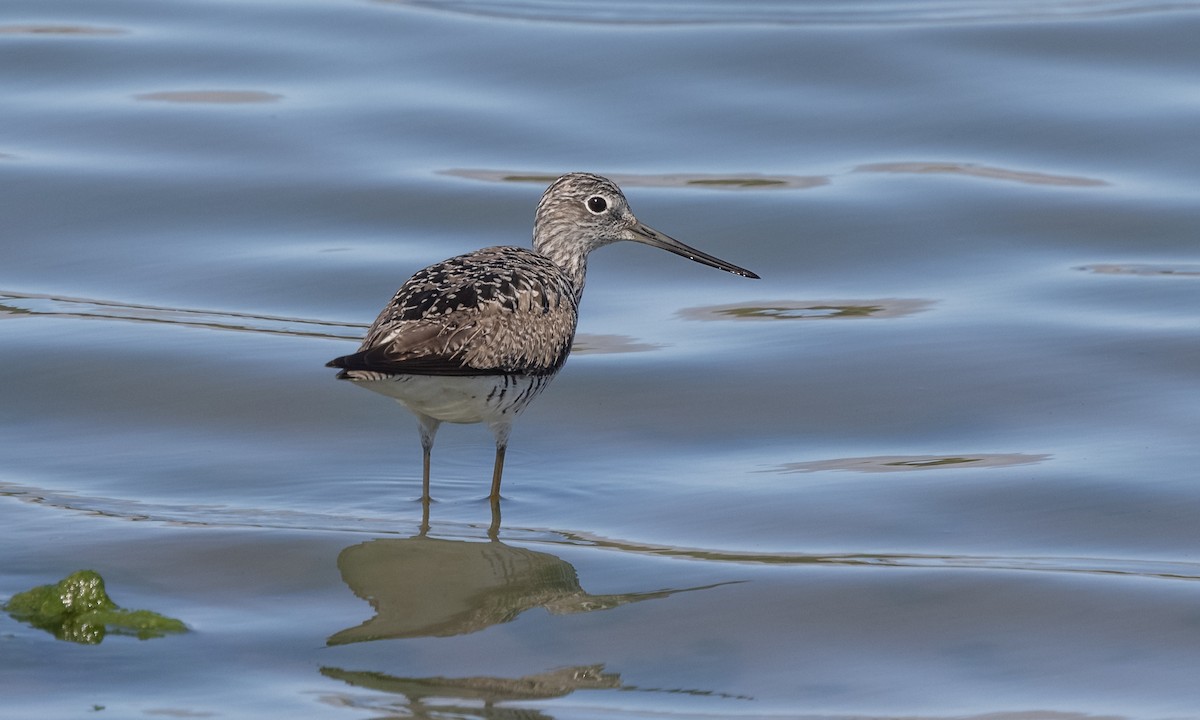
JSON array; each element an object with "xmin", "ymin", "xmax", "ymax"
[{"xmin": 326, "ymin": 355, "xmax": 354, "ymax": 379}]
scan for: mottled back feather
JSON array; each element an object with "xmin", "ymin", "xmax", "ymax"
[{"xmin": 327, "ymin": 246, "xmax": 578, "ymax": 377}]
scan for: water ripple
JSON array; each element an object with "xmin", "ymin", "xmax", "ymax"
[
  {"xmin": 0, "ymin": 289, "xmax": 364, "ymax": 340},
  {"xmin": 680, "ymin": 299, "xmax": 935, "ymax": 321},
  {"xmin": 4, "ymin": 481, "xmax": 1196, "ymax": 585},
  {"xmin": 444, "ymin": 168, "xmax": 827, "ymax": 191},
  {"xmin": 857, "ymin": 161, "xmax": 1108, "ymax": 187},
  {"xmin": 446, "ymin": 163, "xmax": 1109, "ymax": 191},
  {"xmin": 381, "ymin": 0, "xmax": 1200, "ymax": 26},
  {"xmin": 0, "ymin": 289, "xmax": 653, "ymax": 354},
  {"xmin": 769, "ymin": 453, "xmax": 1052, "ymax": 473},
  {"xmin": 134, "ymin": 90, "xmax": 285, "ymax": 105},
  {"xmin": 1078, "ymin": 263, "xmax": 1200, "ymax": 277},
  {"xmin": 0, "ymin": 24, "xmax": 126, "ymax": 36}
]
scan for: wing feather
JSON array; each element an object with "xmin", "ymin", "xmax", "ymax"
[{"xmin": 327, "ymin": 246, "xmax": 578, "ymax": 377}]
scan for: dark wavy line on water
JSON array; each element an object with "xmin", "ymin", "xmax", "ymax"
[
  {"xmin": 445, "ymin": 162, "xmax": 1109, "ymax": 190},
  {"xmin": 0, "ymin": 289, "xmax": 657, "ymax": 354},
  {"xmin": 4, "ymin": 481, "xmax": 1197, "ymax": 585},
  {"xmin": 0, "ymin": 289, "xmax": 366, "ymax": 340},
  {"xmin": 561, "ymin": 530, "xmax": 1200, "ymax": 584},
  {"xmin": 384, "ymin": 0, "xmax": 1200, "ymax": 27}
]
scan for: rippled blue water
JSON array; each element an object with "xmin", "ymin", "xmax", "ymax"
[{"xmin": 3, "ymin": 1, "xmax": 1200, "ymax": 718}]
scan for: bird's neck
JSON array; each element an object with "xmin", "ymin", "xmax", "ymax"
[{"xmin": 534, "ymin": 231, "xmax": 589, "ymax": 303}]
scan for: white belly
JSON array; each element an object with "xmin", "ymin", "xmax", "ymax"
[{"xmin": 347, "ymin": 373, "xmax": 552, "ymax": 425}]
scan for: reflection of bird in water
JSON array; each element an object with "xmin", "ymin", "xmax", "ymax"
[
  {"xmin": 327, "ymin": 173, "xmax": 758, "ymax": 500},
  {"xmin": 326, "ymin": 534, "xmax": 735, "ymax": 645},
  {"xmin": 320, "ymin": 664, "xmax": 619, "ymax": 720},
  {"xmin": 320, "ymin": 662, "xmax": 753, "ymax": 719}
]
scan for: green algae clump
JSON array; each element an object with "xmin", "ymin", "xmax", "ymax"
[{"xmin": 4, "ymin": 570, "xmax": 187, "ymax": 644}]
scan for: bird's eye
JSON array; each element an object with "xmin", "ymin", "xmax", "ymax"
[{"xmin": 586, "ymin": 196, "xmax": 608, "ymax": 214}]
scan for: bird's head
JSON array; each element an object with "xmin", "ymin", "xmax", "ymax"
[{"xmin": 532, "ymin": 172, "xmax": 759, "ymax": 279}]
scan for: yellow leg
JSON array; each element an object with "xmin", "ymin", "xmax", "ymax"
[
  {"xmin": 419, "ymin": 494, "xmax": 431, "ymax": 538},
  {"xmin": 489, "ymin": 444, "xmax": 506, "ymax": 500},
  {"xmin": 488, "ymin": 495, "xmax": 501, "ymax": 540},
  {"xmin": 421, "ymin": 445, "xmax": 432, "ymax": 502},
  {"xmin": 417, "ymin": 415, "xmax": 440, "ymax": 502}
]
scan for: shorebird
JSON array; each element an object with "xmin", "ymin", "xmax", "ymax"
[{"xmin": 328, "ymin": 172, "xmax": 758, "ymax": 500}]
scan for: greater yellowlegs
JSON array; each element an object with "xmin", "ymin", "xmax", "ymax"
[{"xmin": 328, "ymin": 172, "xmax": 758, "ymax": 500}]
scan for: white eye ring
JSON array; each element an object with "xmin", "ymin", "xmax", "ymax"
[{"xmin": 586, "ymin": 195, "xmax": 609, "ymax": 214}]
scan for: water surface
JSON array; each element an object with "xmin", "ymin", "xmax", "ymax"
[{"xmin": 3, "ymin": 1, "xmax": 1200, "ymax": 718}]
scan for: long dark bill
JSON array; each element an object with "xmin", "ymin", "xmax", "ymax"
[{"xmin": 630, "ymin": 222, "xmax": 760, "ymax": 279}]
